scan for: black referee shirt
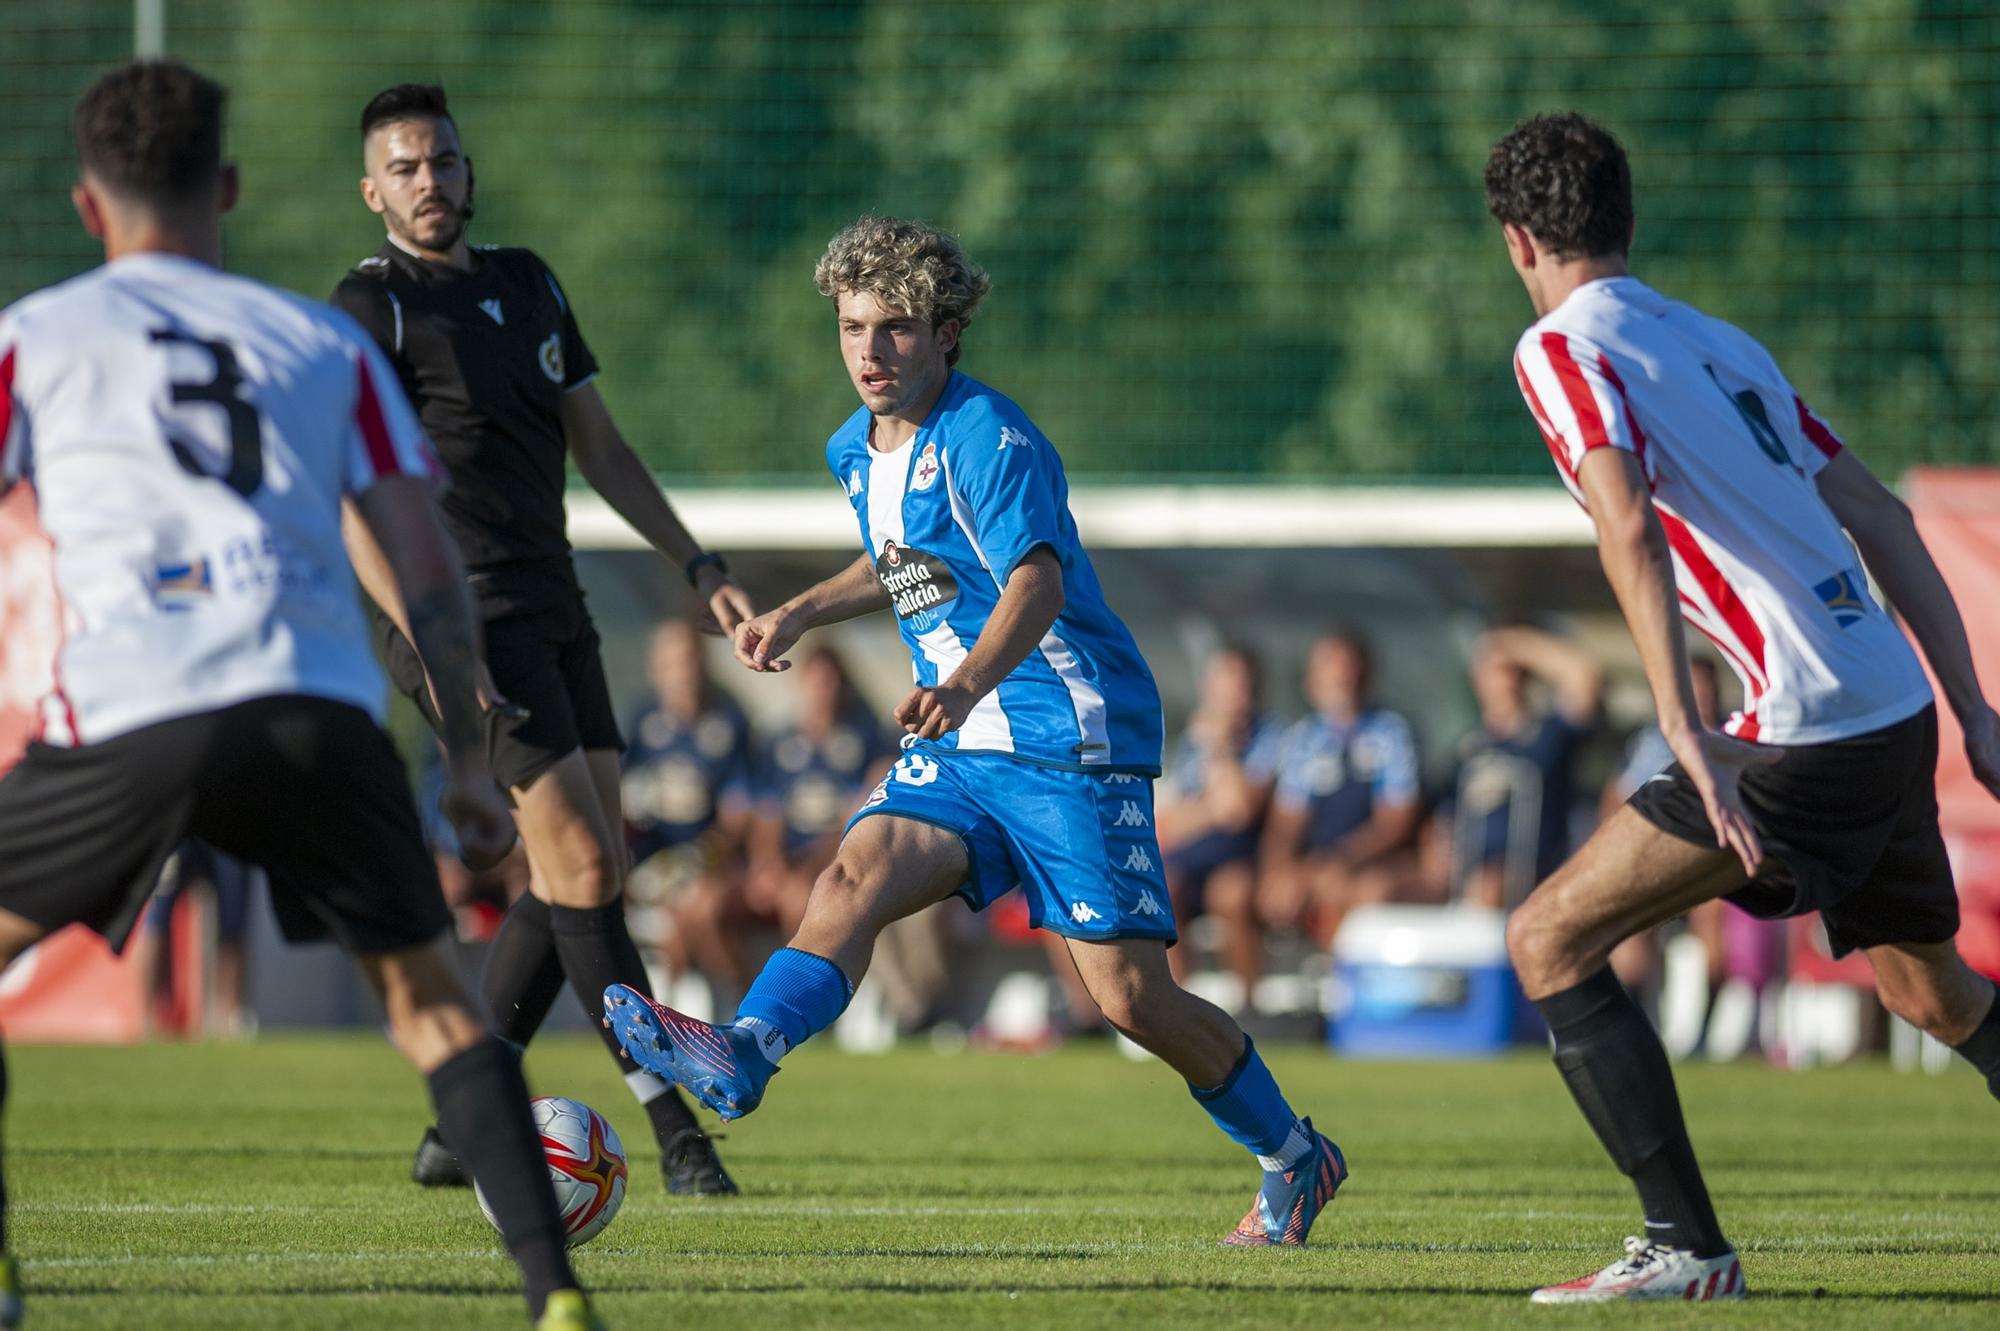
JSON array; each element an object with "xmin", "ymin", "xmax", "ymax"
[{"xmin": 331, "ymin": 241, "xmax": 599, "ymax": 612}]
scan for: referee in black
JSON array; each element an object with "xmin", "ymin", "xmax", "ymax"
[{"xmin": 333, "ymin": 84, "xmax": 747, "ymax": 1196}]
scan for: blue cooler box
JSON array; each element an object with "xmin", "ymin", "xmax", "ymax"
[{"xmin": 1327, "ymin": 905, "xmax": 1519, "ymax": 1057}]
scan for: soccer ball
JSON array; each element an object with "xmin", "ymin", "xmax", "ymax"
[{"xmin": 476, "ymin": 1096, "xmax": 627, "ymax": 1247}]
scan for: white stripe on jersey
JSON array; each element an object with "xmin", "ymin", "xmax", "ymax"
[
  {"xmin": 1033, "ymin": 629, "xmax": 1110, "ymax": 763},
  {"xmin": 938, "ymin": 444, "xmax": 1104, "ymax": 760},
  {"xmin": 914, "ymin": 619, "xmax": 1014, "ymax": 752},
  {"xmin": 868, "ymin": 439, "xmax": 1012, "ymax": 752}
]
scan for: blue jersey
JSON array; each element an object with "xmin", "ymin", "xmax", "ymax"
[
  {"xmin": 828, "ymin": 371, "xmax": 1163, "ymax": 774},
  {"xmin": 620, "ymin": 696, "xmax": 755, "ymax": 860},
  {"xmin": 758, "ymin": 710, "xmax": 896, "ymax": 855},
  {"xmin": 1273, "ymin": 708, "xmax": 1421, "ymax": 851}
]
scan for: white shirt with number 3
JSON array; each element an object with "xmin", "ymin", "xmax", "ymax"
[{"xmin": 0, "ymin": 253, "xmax": 436, "ymax": 746}]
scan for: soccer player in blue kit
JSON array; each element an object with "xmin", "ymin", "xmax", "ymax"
[{"xmin": 605, "ymin": 216, "xmax": 1343, "ymax": 1245}]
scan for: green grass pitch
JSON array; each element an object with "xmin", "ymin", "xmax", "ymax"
[{"xmin": 8, "ymin": 1034, "xmax": 1997, "ymax": 1328}]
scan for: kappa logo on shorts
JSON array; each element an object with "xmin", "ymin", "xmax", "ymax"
[
  {"xmin": 1104, "ymin": 773, "xmax": 1142, "ymax": 785},
  {"xmin": 1112, "ymin": 800, "xmax": 1149, "ymax": 828},
  {"xmin": 1122, "ymin": 845, "xmax": 1156, "ymax": 874},
  {"xmin": 1070, "ymin": 902, "xmax": 1103, "ymax": 924},
  {"xmin": 1133, "ymin": 889, "xmax": 1164, "ymax": 916},
  {"xmin": 893, "ymin": 753, "xmax": 940, "ymax": 787}
]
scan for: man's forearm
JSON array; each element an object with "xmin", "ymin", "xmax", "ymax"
[
  {"xmin": 342, "ymin": 500, "xmax": 412, "ymax": 639},
  {"xmin": 1598, "ymin": 509, "xmax": 1703, "ymax": 743},
  {"xmin": 1853, "ymin": 507, "xmax": 1986, "ymax": 719},
  {"xmin": 1329, "ymin": 803, "xmax": 1418, "ymax": 867},
  {"xmin": 575, "ymin": 439, "xmax": 704, "ymax": 569},
  {"xmin": 943, "ymin": 556, "xmax": 1064, "ymax": 702},
  {"xmin": 781, "ymin": 553, "xmax": 889, "ymax": 631},
  {"xmin": 404, "ymin": 584, "xmax": 488, "ymax": 755}
]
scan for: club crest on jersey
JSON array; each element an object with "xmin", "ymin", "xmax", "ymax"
[
  {"xmin": 874, "ymin": 539, "xmax": 960, "ymax": 632},
  {"xmin": 911, "ymin": 443, "xmax": 941, "ymax": 492},
  {"xmin": 538, "ymin": 332, "xmax": 564, "ymax": 383}
]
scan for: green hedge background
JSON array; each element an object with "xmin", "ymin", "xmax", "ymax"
[{"xmin": 7, "ymin": 2, "xmax": 1995, "ymax": 482}]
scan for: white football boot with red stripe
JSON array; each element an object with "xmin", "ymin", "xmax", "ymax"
[{"xmin": 1530, "ymin": 1236, "xmax": 1746, "ymax": 1303}]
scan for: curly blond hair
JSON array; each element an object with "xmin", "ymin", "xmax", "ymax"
[{"xmin": 814, "ymin": 215, "xmax": 991, "ymax": 365}]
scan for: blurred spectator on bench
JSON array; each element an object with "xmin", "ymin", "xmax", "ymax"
[
  {"xmin": 620, "ymin": 618, "xmax": 756, "ymax": 993},
  {"xmin": 1451, "ymin": 626, "xmax": 1603, "ymax": 909},
  {"xmin": 1256, "ymin": 629, "xmax": 1422, "ymax": 977},
  {"xmin": 1156, "ymin": 643, "xmax": 1283, "ymax": 987},
  {"xmin": 131, "ymin": 840, "xmax": 258, "ymax": 1039}
]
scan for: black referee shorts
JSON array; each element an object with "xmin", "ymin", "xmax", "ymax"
[
  {"xmin": 381, "ymin": 597, "xmax": 623, "ymax": 792},
  {"xmin": 1629, "ymin": 704, "xmax": 1957, "ymax": 958},
  {"xmin": 0, "ymin": 695, "xmax": 449, "ymax": 954}
]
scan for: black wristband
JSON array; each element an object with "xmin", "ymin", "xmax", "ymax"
[{"xmin": 683, "ymin": 551, "xmax": 729, "ymax": 587}]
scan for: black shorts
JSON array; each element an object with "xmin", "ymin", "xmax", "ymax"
[
  {"xmin": 0, "ymin": 695, "xmax": 449, "ymax": 954},
  {"xmin": 380, "ymin": 596, "xmax": 623, "ymax": 791},
  {"xmin": 1629, "ymin": 704, "xmax": 1957, "ymax": 958}
]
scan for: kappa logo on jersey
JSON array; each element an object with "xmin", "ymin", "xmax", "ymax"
[
  {"xmin": 999, "ymin": 425, "xmax": 1031, "ymax": 451},
  {"xmin": 478, "ymin": 298, "xmax": 505, "ymax": 325},
  {"xmin": 1070, "ymin": 902, "xmax": 1103, "ymax": 924},
  {"xmin": 1132, "ymin": 889, "xmax": 1164, "ymax": 916},
  {"xmin": 892, "ymin": 753, "xmax": 940, "ymax": 787},
  {"xmin": 1813, "ymin": 568, "xmax": 1871, "ymax": 627},
  {"xmin": 537, "ymin": 331, "xmax": 564, "ymax": 383},
  {"xmin": 1122, "ymin": 844, "xmax": 1156, "ymax": 873},
  {"xmin": 1112, "ymin": 800, "xmax": 1149, "ymax": 828},
  {"xmin": 845, "ymin": 468, "xmax": 863, "ymax": 498},
  {"xmin": 911, "ymin": 442, "xmax": 941, "ymax": 492},
  {"xmin": 875, "ymin": 539, "xmax": 961, "ymax": 629}
]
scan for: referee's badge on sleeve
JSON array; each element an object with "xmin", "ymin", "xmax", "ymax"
[{"xmin": 537, "ymin": 332, "xmax": 564, "ymax": 383}]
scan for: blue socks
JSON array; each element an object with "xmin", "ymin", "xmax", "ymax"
[
  {"xmin": 1189, "ymin": 1035, "xmax": 1302, "ymax": 1159},
  {"xmin": 733, "ymin": 947, "xmax": 854, "ymax": 1061}
]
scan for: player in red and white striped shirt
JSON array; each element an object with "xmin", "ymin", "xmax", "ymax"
[
  {"xmin": 0, "ymin": 62, "xmax": 597, "ymax": 1330},
  {"xmin": 1486, "ymin": 112, "xmax": 2000, "ymax": 1305}
]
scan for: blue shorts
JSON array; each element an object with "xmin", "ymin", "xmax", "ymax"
[{"xmin": 847, "ymin": 745, "xmax": 1176, "ymax": 942}]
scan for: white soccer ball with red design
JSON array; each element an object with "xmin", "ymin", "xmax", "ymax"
[{"xmin": 477, "ymin": 1096, "xmax": 627, "ymax": 1247}]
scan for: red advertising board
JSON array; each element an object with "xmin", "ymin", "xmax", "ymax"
[
  {"xmin": 1904, "ymin": 469, "xmax": 2000, "ymax": 981},
  {"xmin": 0, "ymin": 484, "xmax": 151, "ymax": 1041}
]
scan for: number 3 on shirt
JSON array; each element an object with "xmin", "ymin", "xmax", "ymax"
[
  {"xmin": 1703, "ymin": 365, "xmax": 1788, "ymax": 467},
  {"xmin": 150, "ymin": 327, "xmax": 264, "ymax": 497}
]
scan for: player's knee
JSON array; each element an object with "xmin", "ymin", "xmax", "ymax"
[
  {"xmin": 1506, "ymin": 900, "xmax": 1564, "ymax": 990},
  {"xmin": 807, "ymin": 855, "xmax": 878, "ymax": 925}
]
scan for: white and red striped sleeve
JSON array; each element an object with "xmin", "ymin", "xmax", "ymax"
[
  {"xmin": 0, "ymin": 334, "xmax": 24, "ymax": 487},
  {"xmin": 341, "ymin": 335, "xmax": 438, "ymax": 496},
  {"xmin": 1513, "ymin": 329, "xmax": 1649, "ymax": 487},
  {"xmin": 1786, "ymin": 391, "xmax": 1844, "ymax": 476}
]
